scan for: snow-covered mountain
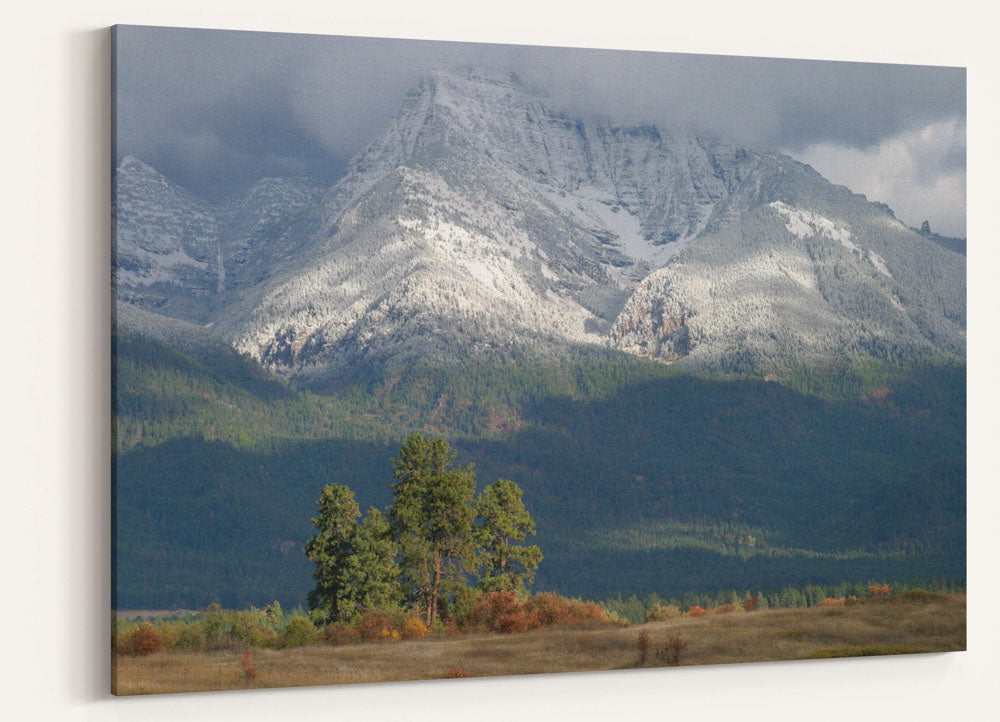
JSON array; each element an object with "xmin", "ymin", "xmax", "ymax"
[
  {"xmin": 113, "ymin": 157, "xmax": 323, "ymax": 322},
  {"xmin": 611, "ymin": 174, "xmax": 966, "ymax": 370},
  {"xmin": 113, "ymin": 66, "xmax": 966, "ymax": 379}
]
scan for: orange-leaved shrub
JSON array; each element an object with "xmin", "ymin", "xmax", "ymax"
[
  {"xmin": 524, "ymin": 593, "xmax": 610, "ymax": 627},
  {"xmin": 460, "ymin": 591, "xmax": 612, "ymax": 633},
  {"xmin": 819, "ymin": 597, "xmax": 846, "ymax": 606},
  {"xmin": 687, "ymin": 605, "xmax": 707, "ymax": 617},
  {"xmin": 117, "ymin": 622, "xmax": 164, "ymax": 656},
  {"xmin": 868, "ymin": 584, "xmax": 892, "ymax": 598},
  {"xmin": 461, "ymin": 591, "xmax": 528, "ymax": 633}
]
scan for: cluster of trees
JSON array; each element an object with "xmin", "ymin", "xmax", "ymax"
[
  {"xmin": 598, "ymin": 576, "xmax": 967, "ymax": 624},
  {"xmin": 305, "ymin": 435, "xmax": 542, "ymax": 626}
]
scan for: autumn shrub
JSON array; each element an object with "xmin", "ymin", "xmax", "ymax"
[
  {"xmin": 117, "ymin": 621, "xmax": 164, "ymax": 656},
  {"xmin": 868, "ymin": 584, "xmax": 892, "ymax": 598},
  {"xmin": 321, "ymin": 622, "xmax": 357, "ymax": 646},
  {"xmin": 460, "ymin": 591, "xmax": 524, "ymax": 632},
  {"xmin": 687, "ymin": 605, "xmax": 707, "ymax": 617},
  {"xmin": 844, "ymin": 596, "xmax": 861, "ymax": 607},
  {"xmin": 278, "ymin": 617, "xmax": 318, "ymax": 648},
  {"xmin": 403, "ymin": 617, "xmax": 428, "ymax": 639},
  {"xmin": 710, "ymin": 603, "xmax": 744, "ymax": 615},
  {"xmin": 656, "ymin": 635, "xmax": 689, "ymax": 666},
  {"xmin": 156, "ymin": 621, "xmax": 181, "ymax": 650},
  {"xmin": 230, "ymin": 610, "xmax": 275, "ymax": 648},
  {"xmin": 178, "ymin": 622, "xmax": 206, "ymax": 649},
  {"xmin": 459, "ymin": 592, "xmax": 612, "ymax": 633},
  {"xmin": 636, "ymin": 630, "xmax": 651, "ymax": 666},
  {"xmin": 603, "ymin": 609, "xmax": 629, "ymax": 626},
  {"xmin": 819, "ymin": 597, "xmax": 846, "ymax": 607},
  {"xmin": 497, "ymin": 610, "xmax": 531, "ymax": 633},
  {"xmin": 518, "ymin": 593, "xmax": 562, "ymax": 626},
  {"xmin": 240, "ymin": 650, "xmax": 257, "ymax": 682},
  {"xmin": 356, "ymin": 609, "xmax": 402, "ymax": 643},
  {"xmin": 155, "ymin": 620, "xmax": 205, "ymax": 650},
  {"xmin": 201, "ymin": 604, "xmax": 228, "ymax": 648},
  {"xmin": 524, "ymin": 593, "xmax": 610, "ymax": 627}
]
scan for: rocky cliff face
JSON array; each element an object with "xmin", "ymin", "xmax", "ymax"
[{"xmin": 113, "ymin": 67, "xmax": 966, "ymax": 379}]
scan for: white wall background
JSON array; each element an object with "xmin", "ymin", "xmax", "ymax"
[{"xmin": 1, "ymin": 2, "xmax": 996, "ymax": 720}]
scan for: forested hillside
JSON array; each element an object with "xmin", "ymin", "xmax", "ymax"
[{"xmin": 113, "ymin": 332, "xmax": 965, "ymax": 608}]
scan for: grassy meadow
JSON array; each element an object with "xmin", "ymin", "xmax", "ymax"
[{"xmin": 112, "ymin": 590, "xmax": 965, "ymax": 695}]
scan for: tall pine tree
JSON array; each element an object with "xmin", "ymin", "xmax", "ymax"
[
  {"xmin": 474, "ymin": 479, "xmax": 542, "ymax": 595},
  {"xmin": 389, "ymin": 435, "xmax": 476, "ymax": 626}
]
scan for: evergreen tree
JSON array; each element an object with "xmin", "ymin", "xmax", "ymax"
[
  {"xmin": 339, "ymin": 508, "xmax": 402, "ymax": 616},
  {"xmin": 389, "ymin": 435, "xmax": 476, "ymax": 625},
  {"xmin": 305, "ymin": 484, "xmax": 360, "ymax": 624},
  {"xmin": 305, "ymin": 487, "xmax": 402, "ymax": 624},
  {"xmin": 474, "ymin": 479, "xmax": 543, "ymax": 594}
]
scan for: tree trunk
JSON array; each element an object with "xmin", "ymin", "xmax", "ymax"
[
  {"xmin": 424, "ymin": 556, "xmax": 434, "ymax": 627},
  {"xmin": 430, "ymin": 546, "xmax": 442, "ymax": 625}
]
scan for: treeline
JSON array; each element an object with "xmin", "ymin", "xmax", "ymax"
[{"xmin": 597, "ymin": 577, "xmax": 967, "ymax": 624}]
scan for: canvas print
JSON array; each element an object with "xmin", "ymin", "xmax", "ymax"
[{"xmin": 111, "ymin": 24, "xmax": 967, "ymax": 695}]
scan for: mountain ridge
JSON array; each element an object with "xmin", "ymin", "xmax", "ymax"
[{"xmin": 113, "ymin": 67, "xmax": 965, "ymax": 380}]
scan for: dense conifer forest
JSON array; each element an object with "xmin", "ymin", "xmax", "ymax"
[{"xmin": 113, "ymin": 331, "xmax": 965, "ymax": 609}]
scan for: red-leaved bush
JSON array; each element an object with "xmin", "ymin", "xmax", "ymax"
[
  {"xmin": 356, "ymin": 610, "xmax": 399, "ymax": 643},
  {"xmin": 524, "ymin": 593, "xmax": 610, "ymax": 627},
  {"xmin": 240, "ymin": 650, "xmax": 257, "ymax": 681},
  {"xmin": 460, "ymin": 591, "xmax": 526, "ymax": 632},
  {"xmin": 687, "ymin": 605, "xmax": 707, "ymax": 617},
  {"xmin": 320, "ymin": 622, "xmax": 358, "ymax": 646},
  {"xmin": 460, "ymin": 591, "xmax": 612, "ymax": 633}
]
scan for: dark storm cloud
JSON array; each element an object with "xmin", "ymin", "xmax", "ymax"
[{"xmin": 113, "ymin": 25, "xmax": 965, "ymax": 232}]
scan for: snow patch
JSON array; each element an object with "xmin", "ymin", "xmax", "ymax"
[
  {"xmin": 769, "ymin": 202, "xmax": 853, "ymax": 248},
  {"xmin": 540, "ymin": 185, "xmax": 688, "ymax": 267},
  {"xmin": 867, "ymin": 251, "xmax": 892, "ymax": 278}
]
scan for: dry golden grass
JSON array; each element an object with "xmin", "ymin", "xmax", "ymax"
[{"xmin": 112, "ymin": 593, "xmax": 966, "ymax": 695}]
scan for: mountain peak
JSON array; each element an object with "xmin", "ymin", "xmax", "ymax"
[{"xmin": 117, "ymin": 154, "xmax": 161, "ymax": 177}]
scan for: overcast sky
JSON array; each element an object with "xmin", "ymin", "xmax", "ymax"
[{"xmin": 114, "ymin": 25, "xmax": 967, "ymax": 237}]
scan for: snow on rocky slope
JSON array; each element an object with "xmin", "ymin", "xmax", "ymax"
[
  {"xmin": 113, "ymin": 157, "xmax": 323, "ymax": 322},
  {"xmin": 209, "ymin": 67, "xmax": 808, "ymax": 378},
  {"xmin": 611, "ymin": 181, "xmax": 966, "ymax": 370},
  {"xmin": 114, "ymin": 66, "xmax": 966, "ymax": 378}
]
